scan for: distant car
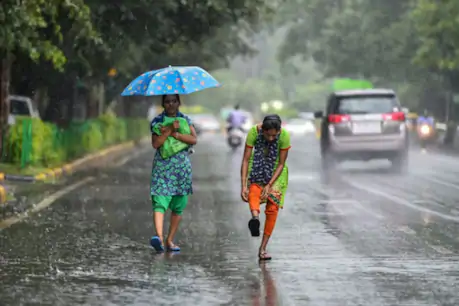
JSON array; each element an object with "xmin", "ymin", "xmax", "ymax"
[
  {"xmin": 283, "ymin": 118, "xmax": 315, "ymax": 135},
  {"xmin": 315, "ymin": 88, "xmax": 409, "ymax": 172},
  {"xmin": 189, "ymin": 114, "xmax": 220, "ymax": 133},
  {"xmin": 7, "ymin": 95, "xmax": 40, "ymax": 125}
]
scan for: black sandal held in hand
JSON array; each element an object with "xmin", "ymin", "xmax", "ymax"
[{"xmin": 248, "ymin": 218, "xmax": 260, "ymax": 237}]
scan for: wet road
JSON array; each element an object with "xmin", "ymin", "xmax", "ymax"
[{"xmin": 1, "ymin": 134, "xmax": 459, "ymax": 305}]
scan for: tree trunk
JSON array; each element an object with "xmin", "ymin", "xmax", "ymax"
[
  {"xmin": 444, "ymin": 73, "xmax": 459, "ymax": 147},
  {"xmin": 0, "ymin": 57, "xmax": 11, "ymax": 157},
  {"xmin": 97, "ymin": 83, "xmax": 105, "ymax": 115}
]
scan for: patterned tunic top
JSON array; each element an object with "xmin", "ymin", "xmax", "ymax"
[
  {"xmin": 150, "ymin": 112, "xmax": 193, "ymax": 196},
  {"xmin": 245, "ymin": 125, "xmax": 291, "ymax": 207}
]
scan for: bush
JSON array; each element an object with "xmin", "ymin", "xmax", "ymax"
[
  {"xmin": 98, "ymin": 111, "xmax": 118, "ymax": 145},
  {"xmin": 3, "ymin": 118, "xmax": 25, "ymax": 164},
  {"xmin": 81, "ymin": 120, "xmax": 104, "ymax": 153},
  {"xmin": 2, "ymin": 115, "xmax": 148, "ymax": 169},
  {"xmin": 115, "ymin": 120, "xmax": 128, "ymax": 143}
]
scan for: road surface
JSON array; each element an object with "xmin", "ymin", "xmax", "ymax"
[{"xmin": 1, "ymin": 134, "xmax": 459, "ymax": 305}]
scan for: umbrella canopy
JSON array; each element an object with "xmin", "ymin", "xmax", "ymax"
[{"xmin": 121, "ymin": 66, "xmax": 221, "ymax": 96}]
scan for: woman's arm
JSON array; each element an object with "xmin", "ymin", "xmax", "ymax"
[
  {"xmin": 173, "ymin": 126, "xmax": 197, "ymax": 145},
  {"xmin": 240, "ymin": 146, "xmax": 253, "ymax": 188},
  {"xmin": 151, "ymin": 127, "xmax": 172, "ymax": 149},
  {"xmin": 267, "ymin": 150, "xmax": 289, "ymax": 187}
]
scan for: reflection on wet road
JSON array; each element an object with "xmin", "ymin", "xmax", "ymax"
[{"xmin": 1, "ymin": 133, "xmax": 459, "ymax": 305}]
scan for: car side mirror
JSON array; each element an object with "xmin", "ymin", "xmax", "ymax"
[{"xmin": 314, "ymin": 111, "xmax": 323, "ymax": 118}]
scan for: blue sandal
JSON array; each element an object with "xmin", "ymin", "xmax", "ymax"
[
  {"xmin": 150, "ymin": 236, "xmax": 165, "ymax": 252},
  {"xmin": 167, "ymin": 243, "xmax": 181, "ymax": 252}
]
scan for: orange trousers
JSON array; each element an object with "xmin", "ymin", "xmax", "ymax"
[{"xmin": 248, "ymin": 184, "xmax": 279, "ymax": 236}]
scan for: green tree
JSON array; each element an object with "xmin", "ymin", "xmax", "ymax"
[
  {"xmin": 411, "ymin": 0, "xmax": 459, "ymax": 144},
  {"xmin": 277, "ymin": 0, "xmax": 452, "ymax": 121},
  {"xmin": 8, "ymin": 0, "xmax": 275, "ymax": 123},
  {"xmin": 0, "ymin": 0, "xmax": 96, "ymax": 151}
]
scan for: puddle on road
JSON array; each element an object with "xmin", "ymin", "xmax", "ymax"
[{"xmin": 2, "ymin": 137, "xmax": 459, "ymax": 305}]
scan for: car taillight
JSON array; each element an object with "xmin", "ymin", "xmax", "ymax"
[
  {"xmin": 383, "ymin": 112, "xmax": 405, "ymax": 121},
  {"xmin": 328, "ymin": 114, "xmax": 350, "ymax": 123}
]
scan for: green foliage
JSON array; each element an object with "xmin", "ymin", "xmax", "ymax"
[
  {"xmin": 0, "ymin": 0, "xmax": 97, "ymax": 70},
  {"xmin": 81, "ymin": 120, "xmax": 104, "ymax": 153},
  {"xmin": 5, "ymin": 0, "xmax": 274, "ymax": 116},
  {"xmin": 2, "ymin": 115, "xmax": 148, "ymax": 168},
  {"xmin": 114, "ymin": 120, "xmax": 128, "ymax": 143},
  {"xmin": 98, "ymin": 111, "xmax": 118, "ymax": 145},
  {"xmin": 262, "ymin": 108, "xmax": 298, "ymax": 119},
  {"xmin": 277, "ymin": 0, "xmax": 459, "ymax": 121},
  {"xmin": 411, "ymin": 0, "xmax": 459, "ymax": 71},
  {"xmin": 3, "ymin": 118, "xmax": 25, "ymax": 164},
  {"xmin": 187, "ymin": 69, "xmax": 286, "ymax": 112},
  {"xmin": 180, "ymin": 105, "xmax": 213, "ymax": 114}
]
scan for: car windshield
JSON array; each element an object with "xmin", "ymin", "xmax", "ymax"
[
  {"xmin": 336, "ymin": 95, "xmax": 399, "ymax": 115},
  {"xmin": 10, "ymin": 99, "xmax": 31, "ymax": 116}
]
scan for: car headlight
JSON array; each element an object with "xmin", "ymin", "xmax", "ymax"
[{"xmin": 420, "ymin": 125, "xmax": 430, "ymax": 135}]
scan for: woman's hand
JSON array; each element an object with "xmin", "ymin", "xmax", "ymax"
[
  {"xmin": 261, "ymin": 184, "xmax": 271, "ymax": 200},
  {"xmin": 241, "ymin": 185, "xmax": 249, "ymax": 202},
  {"xmin": 160, "ymin": 126, "xmax": 172, "ymax": 136},
  {"xmin": 173, "ymin": 120, "xmax": 180, "ymax": 130}
]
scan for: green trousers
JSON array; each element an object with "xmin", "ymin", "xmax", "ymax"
[{"xmin": 151, "ymin": 195, "xmax": 188, "ymax": 215}]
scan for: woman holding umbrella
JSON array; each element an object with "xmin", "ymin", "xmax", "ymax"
[
  {"xmin": 121, "ymin": 66, "xmax": 221, "ymax": 252},
  {"xmin": 149, "ymin": 94, "xmax": 197, "ymax": 252},
  {"xmin": 240, "ymin": 114, "xmax": 291, "ymax": 260}
]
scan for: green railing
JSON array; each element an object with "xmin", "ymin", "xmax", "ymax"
[{"xmin": 1, "ymin": 115, "xmax": 148, "ymax": 169}]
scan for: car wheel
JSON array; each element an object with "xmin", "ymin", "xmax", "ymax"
[{"xmin": 391, "ymin": 150, "xmax": 408, "ymax": 174}]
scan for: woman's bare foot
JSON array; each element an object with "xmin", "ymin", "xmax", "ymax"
[
  {"xmin": 166, "ymin": 241, "xmax": 181, "ymax": 252},
  {"xmin": 258, "ymin": 249, "xmax": 272, "ymax": 261}
]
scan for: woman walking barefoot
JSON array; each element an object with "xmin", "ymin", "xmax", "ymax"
[
  {"xmin": 149, "ymin": 94, "xmax": 197, "ymax": 252},
  {"xmin": 240, "ymin": 114, "xmax": 291, "ymax": 260}
]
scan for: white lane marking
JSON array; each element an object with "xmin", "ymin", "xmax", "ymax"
[
  {"xmin": 346, "ymin": 181, "xmax": 459, "ymax": 222},
  {"xmin": 397, "ymin": 226, "xmax": 416, "ymax": 235},
  {"xmin": 311, "ymin": 180, "xmax": 385, "ymax": 220},
  {"xmin": 0, "ymin": 177, "xmax": 95, "ymax": 230},
  {"xmin": 350, "ymin": 201, "xmax": 385, "ymax": 220},
  {"xmin": 425, "ymin": 243, "xmax": 454, "ymax": 255},
  {"xmin": 318, "ymin": 200, "xmax": 350, "ymax": 215},
  {"xmin": 317, "ymin": 199, "xmax": 384, "ymax": 220},
  {"xmin": 421, "ymin": 176, "xmax": 459, "ymax": 191},
  {"xmin": 412, "ymin": 200, "xmax": 444, "ymax": 209}
]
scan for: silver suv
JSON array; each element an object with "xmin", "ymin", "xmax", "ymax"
[{"xmin": 314, "ymin": 89, "xmax": 409, "ymax": 172}]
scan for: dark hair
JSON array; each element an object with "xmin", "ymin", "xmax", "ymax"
[
  {"xmin": 262, "ymin": 114, "xmax": 282, "ymax": 131},
  {"xmin": 161, "ymin": 94, "xmax": 181, "ymax": 107},
  {"xmin": 235, "ymin": 104, "xmax": 240, "ymax": 110}
]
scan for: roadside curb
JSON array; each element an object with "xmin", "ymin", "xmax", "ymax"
[
  {"xmin": 0, "ymin": 139, "xmax": 147, "ymax": 188},
  {"xmin": 0, "ymin": 184, "xmax": 6, "ymax": 204}
]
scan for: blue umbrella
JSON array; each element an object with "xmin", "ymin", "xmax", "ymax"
[{"xmin": 121, "ymin": 66, "xmax": 221, "ymax": 96}]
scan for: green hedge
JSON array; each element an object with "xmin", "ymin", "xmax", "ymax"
[{"xmin": 1, "ymin": 112, "xmax": 148, "ymax": 168}]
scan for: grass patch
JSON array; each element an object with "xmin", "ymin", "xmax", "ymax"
[
  {"xmin": 0, "ymin": 163, "xmax": 49, "ymax": 176},
  {"xmin": 6, "ymin": 193, "xmax": 15, "ymax": 201}
]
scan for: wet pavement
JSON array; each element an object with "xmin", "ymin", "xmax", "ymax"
[{"xmin": 1, "ymin": 133, "xmax": 459, "ymax": 305}]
